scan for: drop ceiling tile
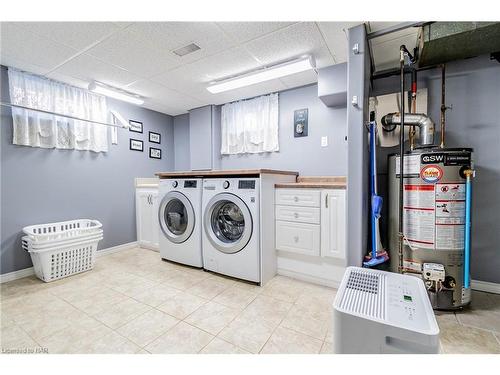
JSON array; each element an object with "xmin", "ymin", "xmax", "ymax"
[
  {"xmin": 52, "ymin": 54, "xmax": 140, "ymax": 88},
  {"xmin": 0, "ymin": 55, "xmax": 49, "ymax": 76},
  {"xmin": 127, "ymin": 22, "xmax": 236, "ymax": 64},
  {"xmin": 279, "ymin": 69, "xmax": 318, "ymax": 89},
  {"xmin": 0, "ymin": 23, "xmax": 79, "ymax": 73},
  {"xmin": 86, "ymin": 29, "xmax": 181, "ymax": 78},
  {"xmin": 243, "ymin": 22, "xmax": 330, "ymax": 68},
  {"xmin": 367, "ymin": 22, "xmax": 404, "ymax": 33},
  {"xmin": 13, "ymin": 22, "xmax": 122, "ymax": 51},
  {"xmin": 142, "ymin": 101, "xmax": 184, "ymax": 116},
  {"xmin": 45, "ymin": 72, "xmax": 89, "ymax": 89},
  {"xmin": 127, "ymin": 79, "xmax": 203, "ymax": 111},
  {"xmin": 216, "ymin": 22, "xmax": 296, "ymax": 43},
  {"xmin": 317, "ymin": 22, "xmax": 361, "ymax": 63}
]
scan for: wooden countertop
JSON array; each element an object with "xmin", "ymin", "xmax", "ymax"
[
  {"xmin": 275, "ymin": 176, "xmax": 347, "ymax": 189},
  {"xmin": 156, "ymin": 169, "xmax": 299, "ymax": 179}
]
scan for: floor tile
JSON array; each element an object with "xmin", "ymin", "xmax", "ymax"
[
  {"xmin": 117, "ymin": 309, "xmax": 179, "ymax": 347},
  {"xmin": 213, "ymin": 286, "xmax": 257, "ymax": 309},
  {"xmin": 0, "ymin": 324, "xmax": 39, "ymax": 351},
  {"xmin": 132, "ymin": 284, "xmax": 180, "ymax": 307},
  {"xmin": 280, "ymin": 304, "xmax": 328, "ymax": 340},
  {"xmin": 145, "ymin": 322, "xmax": 213, "ymax": 354},
  {"xmin": 261, "ymin": 276, "xmax": 307, "ymax": 303},
  {"xmin": 164, "ymin": 271, "xmax": 206, "ymax": 291},
  {"xmin": 79, "ymin": 331, "xmax": 142, "ymax": 354},
  {"xmin": 439, "ymin": 319, "xmax": 500, "ymax": 354},
  {"xmin": 200, "ymin": 337, "xmax": 249, "ymax": 354},
  {"xmin": 320, "ymin": 340, "xmax": 334, "ymax": 354},
  {"xmin": 456, "ymin": 308, "xmax": 500, "ymax": 333},
  {"xmin": 185, "ymin": 301, "xmax": 240, "ymax": 335},
  {"xmin": 92, "ymin": 297, "xmax": 151, "ymax": 329},
  {"xmin": 0, "ymin": 276, "xmax": 47, "ymax": 300},
  {"xmin": 186, "ymin": 278, "xmax": 231, "ymax": 299},
  {"xmin": 157, "ymin": 291, "xmax": 207, "ymax": 319},
  {"xmin": 261, "ymin": 326, "xmax": 323, "ymax": 354},
  {"xmin": 218, "ymin": 315, "xmax": 277, "ymax": 353},
  {"xmin": 68, "ymin": 286, "xmax": 128, "ymax": 316},
  {"xmin": 240, "ymin": 295, "xmax": 292, "ymax": 326}
]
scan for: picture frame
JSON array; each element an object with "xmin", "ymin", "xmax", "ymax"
[
  {"xmin": 149, "ymin": 147, "xmax": 161, "ymax": 159},
  {"xmin": 149, "ymin": 131, "xmax": 161, "ymax": 144},
  {"xmin": 129, "ymin": 120, "xmax": 143, "ymax": 133},
  {"xmin": 129, "ymin": 138, "xmax": 143, "ymax": 152}
]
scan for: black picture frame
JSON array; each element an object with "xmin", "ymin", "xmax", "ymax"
[
  {"xmin": 129, "ymin": 120, "xmax": 143, "ymax": 133},
  {"xmin": 149, "ymin": 147, "xmax": 161, "ymax": 159},
  {"xmin": 129, "ymin": 138, "xmax": 143, "ymax": 152},
  {"xmin": 149, "ymin": 131, "xmax": 161, "ymax": 144}
]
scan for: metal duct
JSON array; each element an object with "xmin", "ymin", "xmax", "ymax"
[{"xmin": 381, "ymin": 113, "xmax": 435, "ymax": 146}]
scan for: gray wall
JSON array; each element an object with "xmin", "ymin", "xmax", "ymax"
[
  {"xmin": 0, "ymin": 65, "xmax": 175, "ymax": 275},
  {"xmin": 173, "ymin": 113, "xmax": 190, "ymax": 171},
  {"xmin": 372, "ymin": 55, "xmax": 500, "ymax": 284},
  {"xmin": 174, "ymin": 84, "xmax": 348, "ymax": 176}
]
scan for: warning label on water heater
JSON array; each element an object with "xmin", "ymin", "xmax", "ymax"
[
  {"xmin": 403, "ymin": 184, "xmax": 435, "ymax": 249},
  {"xmin": 435, "ymin": 183, "xmax": 465, "ymax": 250}
]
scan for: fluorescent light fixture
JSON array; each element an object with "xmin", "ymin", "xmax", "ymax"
[
  {"xmin": 88, "ymin": 81, "xmax": 144, "ymax": 105},
  {"xmin": 207, "ymin": 56, "xmax": 316, "ymax": 94}
]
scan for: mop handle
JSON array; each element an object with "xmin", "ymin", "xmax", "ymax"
[{"xmin": 464, "ymin": 169, "xmax": 473, "ymax": 289}]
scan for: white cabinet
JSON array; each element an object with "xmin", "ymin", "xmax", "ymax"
[
  {"xmin": 136, "ymin": 188, "xmax": 159, "ymax": 251},
  {"xmin": 276, "ymin": 221, "xmax": 321, "ymax": 256},
  {"xmin": 320, "ymin": 189, "xmax": 346, "ymax": 260}
]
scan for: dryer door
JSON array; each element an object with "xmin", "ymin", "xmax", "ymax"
[
  {"xmin": 204, "ymin": 193, "xmax": 253, "ymax": 254},
  {"xmin": 159, "ymin": 191, "xmax": 195, "ymax": 244}
]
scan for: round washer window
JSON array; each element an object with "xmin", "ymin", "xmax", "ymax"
[
  {"xmin": 164, "ymin": 198, "xmax": 188, "ymax": 235},
  {"xmin": 211, "ymin": 200, "xmax": 245, "ymax": 243}
]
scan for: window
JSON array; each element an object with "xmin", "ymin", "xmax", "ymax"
[
  {"xmin": 220, "ymin": 93, "xmax": 279, "ymax": 155},
  {"xmin": 8, "ymin": 68, "xmax": 108, "ymax": 152}
]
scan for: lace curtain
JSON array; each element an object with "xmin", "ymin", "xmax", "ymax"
[
  {"xmin": 8, "ymin": 68, "xmax": 109, "ymax": 152},
  {"xmin": 221, "ymin": 93, "xmax": 279, "ymax": 155}
]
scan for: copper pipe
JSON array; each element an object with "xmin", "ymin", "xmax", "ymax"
[{"xmin": 440, "ymin": 64, "xmax": 446, "ymax": 148}]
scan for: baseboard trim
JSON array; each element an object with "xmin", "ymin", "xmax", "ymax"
[
  {"xmin": 277, "ymin": 268, "xmax": 341, "ymax": 289},
  {"xmin": 0, "ymin": 241, "xmax": 138, "ymax": 283},
  {"xmin": 471, "ymin": 279, "xmax": 500, "ymax": 295},
  {"xmin": 96, "ymin": 241, "xmax": 138, "ymax": 257}
]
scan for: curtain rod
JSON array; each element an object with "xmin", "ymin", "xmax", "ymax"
[{"xmin": 0, "ymin": 101, "xmax": 127, "ymax": 129}]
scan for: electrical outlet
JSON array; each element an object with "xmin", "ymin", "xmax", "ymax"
[{"xmin": 321, "ymin": 136, "xmax": 328, "ymax": 147}]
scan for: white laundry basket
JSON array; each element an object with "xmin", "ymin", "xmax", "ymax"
[{"xmin": 22, "ymin": 219, "xmax": 103, "ymax": 282}]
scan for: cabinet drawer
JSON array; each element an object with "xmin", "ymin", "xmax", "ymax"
[
  {"xmin": 275, "ymin": 189, "xmax": 321, "ymax": 207},
  {"xmin": 276, "ymin": 221, "xmax": 320, "ymax": 256},
  {"xmin": 275, "ymin": 205, "xmax": 320, "ymax": 224}
]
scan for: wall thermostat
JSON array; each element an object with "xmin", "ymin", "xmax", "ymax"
[{"xmin": 294, "ymin": 108, "xmax": 308, "ymax": 137}]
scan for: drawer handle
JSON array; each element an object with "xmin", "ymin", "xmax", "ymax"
[
  {"xmin": 294, "ymin": 196, "xmax": 299, "ymax": 202},
  {"xmin": 294, "ymin": 236, "xmax": 299, "ymax": 243},
  {"xmin": 294, "ymin": 212, "xmax": 299, "ymax": 218}
]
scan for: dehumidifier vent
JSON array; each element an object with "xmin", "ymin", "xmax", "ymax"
[{"xmin": 339, "ymin": 270, "xmax": 386, "ymax": 320}]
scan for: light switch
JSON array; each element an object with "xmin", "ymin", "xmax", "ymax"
[{"xmin": 321, "ymin": 136, "xmax": 328, "ymax": 147}]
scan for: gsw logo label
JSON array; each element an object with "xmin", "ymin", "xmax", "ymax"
[{"xmin": 421, "ymin": 153, "xmax": 445, "ymax": 164}]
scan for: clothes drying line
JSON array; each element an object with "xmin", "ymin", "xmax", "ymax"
[{"xmin": 0, "ymin": 101, "xmax": 129, "ymax": 129}]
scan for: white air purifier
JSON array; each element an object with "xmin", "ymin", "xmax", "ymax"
[{"xmin": 333, "ymin": 267, "xmax": 440, "ymax": 354}]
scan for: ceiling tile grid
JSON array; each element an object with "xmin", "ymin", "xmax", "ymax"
[{"xmin": 0, "ymin": 21, "xmax": 382, "ymax": 115}]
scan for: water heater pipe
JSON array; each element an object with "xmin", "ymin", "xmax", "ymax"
[
  {"xmin": 381, "ymin": 113, "xmax": 435, "ymax": 147},
  {"xmin": 463, "ymin": 169, "xmax": 474, "ymax": 289},
  {"xmin": 409, "ymin": 69, "xmax": 418, "ymax": 150},
  {"xmin": 440, "ymin": 64, "xmax": 447, "ymax": 148}
]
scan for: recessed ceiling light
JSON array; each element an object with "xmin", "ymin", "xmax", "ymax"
[
  {"xmin": 207, "ymin": 56, "xmax": 316, "ymax": 94},
  {"xmin": 173, "ymin": 43, "xmax": 201, "ymax": 57},
  {"xmin": 88, "ymin": 81, "xmax": 144, "ymax": 106}
]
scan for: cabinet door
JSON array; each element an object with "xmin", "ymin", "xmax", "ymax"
[
  {"xmin": 150, "ymin": 191, "xmax": 159, "ymax": 250},
  {"xmin": 320, "ymin": 189, "xmax": 346, "ymax": 260},
  {"xmin": 136, "ymin": 189, "xmax": 155, "ymax": 248},
  {"xmin": 189, "ymin": 106, "xmax": 213, "ymax": 170}
]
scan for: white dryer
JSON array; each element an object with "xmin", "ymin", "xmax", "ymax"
[
  {"xmin": 202, "ymin": 178, "xmax": 260, "ymax": 283},
  {"xmin": 158, "ymin": 178, "xmax": 203, "ymax": 267}
]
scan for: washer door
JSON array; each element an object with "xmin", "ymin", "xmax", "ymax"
[
  {"xmin": 204, "ymin": 193, "xmax": 252, "ymax": 254},
  {"xmin": 159, "ymin": 191, "xmax": 195, "ymax": 244}
]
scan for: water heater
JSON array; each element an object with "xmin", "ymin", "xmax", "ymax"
[{"xmin": 388, "ymin": 147, "xmax": 474, "ymax": 309}]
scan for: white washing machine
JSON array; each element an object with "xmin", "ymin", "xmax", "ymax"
[
  {"xmin": 158, "ymin": 178, "xmax": 203, "ymax": 267},
  {"xmin": 202, "ymin": 178, "xmax": 260, "ymax": 283}
]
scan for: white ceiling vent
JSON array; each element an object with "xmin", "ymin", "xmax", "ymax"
[{"xmin": 173, "ymin": 43, "xmax": 201, "ymax": 57}]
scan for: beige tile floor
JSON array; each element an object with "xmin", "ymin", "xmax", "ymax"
[{"xmin": 1, "ymin": 247, "xmax": 500, "ymax": 354}]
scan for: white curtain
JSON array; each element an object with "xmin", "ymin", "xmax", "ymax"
[
  {"xmin": 8, "ymin": 68, "xmax": 109, "ymax": 152},
  {"xmin": 221, "ymin": 93, "xmax": 279, "ymax": 155}
]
